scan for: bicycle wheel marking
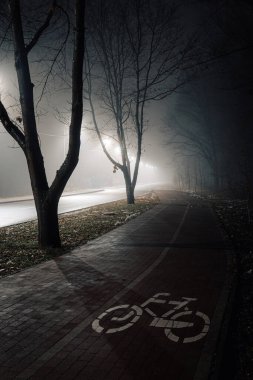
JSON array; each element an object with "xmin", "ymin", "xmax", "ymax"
[
  {"xmin": 91, "ymin": 293, "xmax": 210, "ymax": 343},
  {"xmin": 182, "ymin": 311, "xmax": 210, "ymax": 343},
  {"xmin": 92, "ymin": 305, "xmax": 142, "ymax": 334},
  {"xmin": 163, "ymin": 310, "xmax": 210, "ymax": 343}
]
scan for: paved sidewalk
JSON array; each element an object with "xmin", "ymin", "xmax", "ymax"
[{"xmin": 0, "ymin": 191, "xmax": 234, "ymax": 379}]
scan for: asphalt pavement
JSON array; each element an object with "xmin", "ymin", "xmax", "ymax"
[
  {"xmin": 0, "ymin": 184, "xmax": 162, "ymax": 228},
  {"xmin": 0, "ymin": 190, "xmax": 235, "ymax": 379}
]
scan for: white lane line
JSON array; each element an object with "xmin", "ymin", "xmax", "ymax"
[
  {"xmin": 119, "ymin": 203, "xmax": 190, "ymax": 294},
  {"xmin": 18, "ymin": 203, "xmax": 190, "ymax": 379}
]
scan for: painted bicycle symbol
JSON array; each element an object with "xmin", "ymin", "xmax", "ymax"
[{"xmin": 92, "ymin": 293, "xmax": 210, "ymax": 343}]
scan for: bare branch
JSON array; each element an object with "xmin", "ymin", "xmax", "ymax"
[
  {"xmin": 0, "ymin": 100, "xmax": 25, "ymax": 151},
  {"xmin": 25, "ymin": 1, "xmax": 57, "ymax": 54},
  {"xmin": 36, "ymin": 4, "xmax": 70, "ymax": 109}
]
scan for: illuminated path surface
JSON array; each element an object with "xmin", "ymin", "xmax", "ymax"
[
  {"xmin": 0, "ymin": 191, "xmax": 235, "ymax": 379},
  {"xmin": 0, "ymin": 183, "xmax": 164, "ymax": 228}
]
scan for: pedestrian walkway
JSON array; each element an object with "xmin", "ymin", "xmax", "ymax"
[{"xmin": 0, "ymin": 191, "xmax": 234, "ymax": 379}]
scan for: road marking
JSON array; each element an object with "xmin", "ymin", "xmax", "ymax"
[
  {"xmin": 121, "ymin": 204, "xmax": 190, "ymax": 293},
  {"xmin": 92, "ymin": 304, "xmax": 143, "ymax": 334},
  {"xmin": 18, "ymin": 203, "xmax": 190, "ymax": 378},
  {"xmin": 92, "ymin": 293, "xmax": 210, "ymax": 343}
]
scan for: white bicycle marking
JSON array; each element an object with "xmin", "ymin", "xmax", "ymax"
[
  {"xmin": 92, "ymin": 305, "xmax": 143, "ymax": 334},
  {"xmin": 92, "ymin": 293, "xmax": 210, "ymax": 343}
]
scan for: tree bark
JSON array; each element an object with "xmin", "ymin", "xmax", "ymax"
[
  {"xmin": 1, "ymin": 0, "xmax": 86, "ymax": 249},
  {"xmin": 123, "ymin": 169, "xmax": 135, "ymax": 204},
  {"xmin": 35, "ymin": 196, "xmax": 61, "ymax": 248}
]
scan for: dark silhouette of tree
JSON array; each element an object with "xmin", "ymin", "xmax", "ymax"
[
  {"xmin": 164, "ymin": 0, "xmax": 253, "ymax": 197},
  {"xmin": 0, "ymin": 0, "xmax": 85, "ymax": 248},
  {"xmin": 210, "ymin": 0, "xmax": 253, "ymax": 202},
  {"xmin": 85, "ymin": 0, "xmax": 196, "ymax": 203},
  {"xmin": 166, "ymin": 82, "xmax": 225, "ymax": 192}
]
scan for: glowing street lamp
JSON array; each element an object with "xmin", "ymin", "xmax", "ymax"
[
  {"xmin": 103, "ymin": 137, "xmax": 113, "ymax": 149},
  {"xmin": 114, "ymin": 146, "xmax": 121, "ymax": 156}
]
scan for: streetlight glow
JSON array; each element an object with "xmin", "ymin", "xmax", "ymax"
[{"xmin": 103, "ymin": 137, "xmax": 113, "ymax": 149}]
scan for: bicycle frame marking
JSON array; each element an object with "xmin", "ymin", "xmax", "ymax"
[{"xmin": 92, "ymin": 293, "xmax": 210, "ymax": 343}]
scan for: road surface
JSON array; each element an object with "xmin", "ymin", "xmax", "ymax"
[
  {"xmin": 0, "ymin": 190, "xmax": 234, "ymax": 379},
  {"xmin": 0, "ymin": 184, "xmax": 164, "ymax": 228}
]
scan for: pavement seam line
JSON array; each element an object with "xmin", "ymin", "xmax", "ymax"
[
  {"xmin": 17, "ymin": 203, "xmax": 190, "ymax": 379},
  {"xmin": 117, "ymin": 203, "xmax": 190, "ymax": 294}
]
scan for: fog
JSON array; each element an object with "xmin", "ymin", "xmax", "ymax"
[
  {"xmin": 0, "ymin": 56, "xmax": 172, "ymax": 198},
  {"xmin": 0, "ymin": 137, "xmax": 169, "ymax": 199},
  {"xmin": 0, "ymin": 0, "xmax": 252, "ymax": 201},
  {"xmin": 0, "ymin": 115, "xmax": 169, "ymax": 198}
]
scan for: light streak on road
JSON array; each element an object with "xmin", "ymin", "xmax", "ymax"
[{"xmin": 0, "ymin": 183, "xmax": 167, "ymax": 228}]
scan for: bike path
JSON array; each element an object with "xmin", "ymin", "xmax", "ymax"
[{"xmin": 0, "ymin": 191, "xmax": 233, "ymax": 379}]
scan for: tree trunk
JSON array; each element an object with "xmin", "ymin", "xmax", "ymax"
[
  {"xmin": 126, "ymin": 183, "xmax": 135, "ymax": 204},
  {"xmin": 4, "ymin": 0, "xmax": 85, "ymax": 250},
  {"xmin": 35, "ymin": 196, "xmax": 61, "ymax": 249},
  {"xmin": 123, "ymin": 170, "xmax": 135, "ymax": 204}
]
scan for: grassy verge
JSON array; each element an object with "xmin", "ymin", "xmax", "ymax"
[{"xmin": 0, "ymin": 191, "xmax": 159, "ymax": 278}]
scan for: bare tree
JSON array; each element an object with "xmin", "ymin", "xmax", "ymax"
[
  {"xmin": 85, "ymin": 0, "xmax": 195, "ymax": 203},
  {"xmin": 166, "ymin": 79, "xmax": 227, "ymax": 192},
  {"xmin": 0, "ymin": 0, "xmax": 85, "ymax": 248}
]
